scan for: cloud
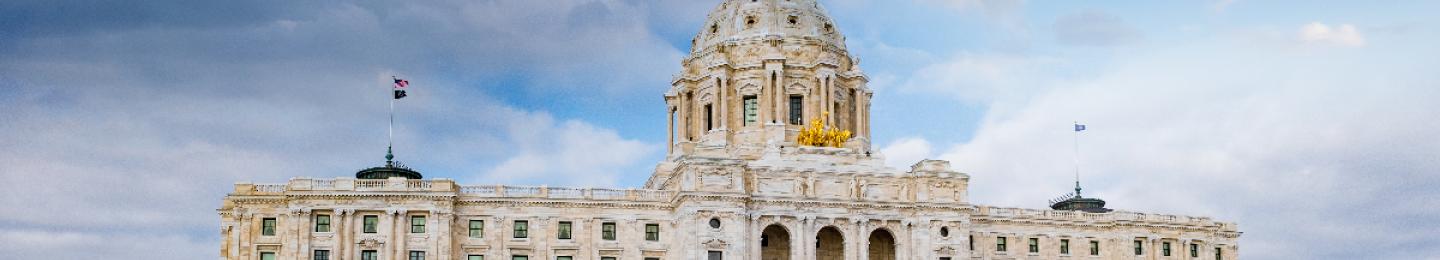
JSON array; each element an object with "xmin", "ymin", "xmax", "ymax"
[
  {"xmin": 900, "ymin": 33, "xmax": 1440, "ymax": 258},
  {"xmin": 480, "ymin": 113, "xmax": 657, "ymax": 188},
  {"xmin": 880, "ymin": 137, "xmax": 934, "ymax": 169},
  {"xmin": 0, "ymin": 1, "xmax": 675, "ymax": 259},
  {"xmin": 1300, "ymin": 22, "xmax": 1367, "ymax": 47},
  {"xmin": 1052, "ymin": 11, "xmax": 1140, "ymax": 46}
]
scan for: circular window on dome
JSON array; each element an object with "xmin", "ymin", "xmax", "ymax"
[
  {"xmin": 709, "ymin": 218, "xmax": 722, "ymax": 229},
  {"xmin": 940, "ymin": 226, "xmax": 950, "ymax": 237},
  {"xmin": 746, "ymin": 17, "xmax": 757, "ymax": 29},
  {"xmin": 788, "ymin": 16, "xmax": 798, "ymax": 25}
]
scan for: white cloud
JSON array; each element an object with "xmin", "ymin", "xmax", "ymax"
[
  {"xmin": 1052, "ymin": 11, "xmax": 1139, "ymax": 46},
  {"xmin": 880, "ymin": 137, "xmax": 934, "ymax": 169},
  {"xmin": 480, "ymin": 113, "xmax": 657, "ymax": 188},
  {"xmin": 1300, "ymin": 22, "xmax": 1367, "ymax": 47},
  {"xmin": 907, "ymin": 35, "xmax": 1440, "ymax": 258}
]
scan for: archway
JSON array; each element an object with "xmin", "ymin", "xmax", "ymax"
[
  {"xmin": 761, "ymin": 224, "xmax": 791, "ymax": 260},
  {"xmin": 815, "ymin": 226, "xmax": 845, "ymax": 260},
  {"xmin": 867, "ymin": 229, "xmax": 896, "ymax": 260}
]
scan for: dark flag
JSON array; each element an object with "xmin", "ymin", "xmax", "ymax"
[
  {"xmin": 1074, "ymin": 123, "xmax": 1086, "ymax": 132},
  {"xmin": 392, "ymin": 77, "xmax": 409, "ymax": 99}
]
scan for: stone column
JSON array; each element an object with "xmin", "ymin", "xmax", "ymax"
[
  {"xmin": 750, "ymin": 214, "xmax": 762, "ymax": 260},
  {"xmin": 718, "ymin": 77, "xmax": 729, "ymax": 130},
  {"xmin": 667, "ymin": 105, "xmax": 675, "ymax": 155}
]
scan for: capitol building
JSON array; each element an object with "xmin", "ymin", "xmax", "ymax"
[{"xmin": 217, "ymin": 0, "xmax": 1241, "ymax": 259}]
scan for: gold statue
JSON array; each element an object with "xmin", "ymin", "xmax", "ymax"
[{"xmin": 796, "ymin": 112, "xmax": 851, "ymax": 148}]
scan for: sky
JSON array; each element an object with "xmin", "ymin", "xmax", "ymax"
[{"xmin": 1, "ymin": 0, "xmax": 1438, "ymax": 259}]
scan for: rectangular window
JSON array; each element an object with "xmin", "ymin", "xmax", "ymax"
[
  {"xmin": 260, "ymin": 252, "xmax": 276, "ymax": 260},
  {"xmin": 1090, "ymin": 240, "xmax": 1100, "ymax": 256},
  {"xmin": 704, "ymin": 104, "xmax": 714, "ymax": 130},
  {"xmin": 514, "ymin": 220, "xmax": 529, "ymax": 238},
  {"xmin": 996, "ymin": 237, "xmax": 1007, "ymax": 252},
  {"xmin": 968, "ymin": 235, "xmax": 974, "ymax": 250},
  {"xmin": 513, "ymin": 256, "xmax": 528, "ymax": 260},
  {"xmin": 743, "ymin": 96, "xmax": 758, "ymax": 126},
  {"xmin": 363, "ymin": 215, "xmax": 378, "ymax": 233},
  {"xmin": 556, "ymin": 257, "xmax": 572, "ymax": 260},
  {"xmin": 788, "ymin": 95, "xmax": 803, "ymax": 125},
  {"xmin": 645, "ymin": 223, "xmax": 660, "ymax": 241},
  {"xmin": 602, "ymin": 222, "xmax": 616, "ymax": 240},
  {"xmin": 940, "ymin": 258, "xmax": 951, "ymax": 260},
  {"xmin": 645, "ymin": 258, "xmax": 660, "ymax": 260},
  {"xmin": 1191, "ymin": 243, "xmax": 1199, "ymax": 257},
  {"xmin": 1060, "ymin": 239, "xmax": 1070, "ymax": 255},
  {"xmin": 708, "ymin": 251, "xmax": 723, "ymax": 260},
  {"xmin": 1028, "ymin": 238, "xmax": 1039, "ymax": 253},
  {"xmin": 1135, "ymin": 240, "xmax": 1144, "ymax": 255},
  {"xmin": 314, "ymin": 250, "xmax": 330, "ymax": 260},
  {"xmin": 1215, "ymin": 247, "xmax": 1223, "ymax": 260},
  {"xmin": 558, "ymin": 221, "xmax": 572, "ymax": 239},
  {"xmin": 410, "ymin": 216, "xmax": 426, "ymax": 233},
  {"xmin": 468, "ymin": 255, "xmax": 484, "ymax": 260},
  {"xmin": 602, "ymin": 257, "xmax": 615, "ymax": 260},
  {"xmin": 410, "ymin": 251, "xmax": 426, "ymax": 260},
  {"xmin": 1163, "ymin": 242, "xmax": 1171, "ymax": 256},
  {"xmin": 362, "ymin": 251, "xmax": 378, "ymax": 260},
  {"xmin": 261, "ymin": 218, "xmax": 276, "ymax": 236},
  {"xmin": 470, "ymin": 220, "xmax": 484, "ymax": 238},
  {"xmin": 315, "ymin": 215, "xmax": 331, "ymax": 232}
]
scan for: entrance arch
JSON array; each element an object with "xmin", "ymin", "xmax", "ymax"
[
  {"xmin": 815, "ymin": 226, "xmax": 844, "ymax": 260},
  {"xmin": 867, "ymin": 228, "xmax": 896, "ymax": 260},
  {"xmin": 761, "ymin": 224, "xmax": 791, "ymax": 260}
]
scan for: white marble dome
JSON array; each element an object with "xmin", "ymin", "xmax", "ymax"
[{"xmin": 691, "ymin": 0, "xmax": 847, "ymax": 53}]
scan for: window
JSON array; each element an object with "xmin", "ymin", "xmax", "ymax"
[
  {"xmin": 1135, "ymin": 240, "xmax": 1144, "ymax": 255},
  {"xmin": 468, "ymin": 255, "xmax": 484, "ymax": 260},
  {"xmin": 1215, "ymin": 247, "xmax": 1223, "ymax": 260},
  {"xmin": 1060, "ymin": 239, "xmax": 1070, "ymax": 255},
  {"xmin": 940, "ymin": 258, "xmax": 951, "ymax": 260},
  {"xmin": 789, "ymin": 95, "xmax": 803, "ymax": 125},
  {"xmin": 708, "ymin": 250, "xmax": 723, "ymax": 260},
  {"xmin": 557, "ymin": 257, "xmax": 572, "ymax": 260},
  {"xmin": 315, "ymin": 215, "xmax": 331, "ymax": 232},
  {"xmin": 709, "ymin": 218, "xmax": 721, "ymax": 229},
  {"xmin": 558, "ymin": 221, "xmax": 572, "ymax": 239},
  {"xmin": 1191, "ymin": 243, "xmax": 1199, "ymax": 257},
  {"xmin": 1090, "ymin": 241, "xmax": 1100, "ymax": 256},
  {"xmin": 996, "ymin": 237, "xmax": 1007, "ymax": 252},
  {"xmin": 968, "ymin": 235, "xmax": 974, "ymax": 250},
  {"xmin": 470, "ymin": 220, "xmax": 484, "ymax": 238},
  {"xmin": 787, "ymin": 15, "xmax": 798, "ymax": 25},
  {"xmin": 411, "ymin": 216, "xmax": 426, "ymax": 233},
  {"xmin": 1163, "ymin": 242, "xmax": 1171, "ymax": 256},
  {"xmin": 260, "ymin": 252, "xmax": 276, "ymax": 260},
  {"xmin": 513, "ymin": 256, "xmax": 528, "ymax": 260},
  {"xmin": 645, "ymin": 223, "xmax": 660, "ymax": 241},
  {"xmin": 362, "ymin": 251, "xmax": 378, "ymax": 260},
  {"xmin": 314, "ymin": 250, "xmax": 330, "ymax": 260},
  {"xmin": 938, "ymin": 227, "xmax": 949, "ymax": 238},
  {"xmin": 743, "ymin": 96, "xmax": 758, "ymax": 126},
  {"xmin": 363, "ymin": 215, "xmax": 378, "ymax": 233},
  {"xmin": 261, "ymin": 218, "xmax": 276, "ymax": 236},
  {"xmin": 514, "ymin": 220, "xmax": 529, "ymax": 238},
  {"xmin": 410, "ymin": 251, "xmax": 426, "ymax": 260},
  {"xmin": 704, "ymin": 104, "xmax": 713, "ymax": 130},
  {"xmin": 645, "ymin": 258, "xmax": 660, "ymax": 260},
  {"xmin": 1029, "ymin": 238, "xmax": 1039, "ymax": 253},
  {"xmin": 602, "ymin": 257, "xmax": 615, "ymax": 260},
  {"xmin": 602, "ymin": 222, "xmax": 616, "ymax": 240}
]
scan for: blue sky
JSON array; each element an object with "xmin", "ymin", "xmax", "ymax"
[{"xmin": 2, "ymin": 0, "xmax": 1438, "ymax": 259}]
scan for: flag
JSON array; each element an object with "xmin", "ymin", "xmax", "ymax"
[
  {"xmin": 392, "ymin": 77, "xmax": 409, "ymax": 99},
  {"xmin": 1074, "ymin": 123, "xmax": 1086, "ymax": 132}
]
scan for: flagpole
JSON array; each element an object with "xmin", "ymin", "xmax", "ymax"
[
  {"xmin": 387, "ymin": 76, "xmax": 396, "ymax": 164},
  {"xmin": 1073, "ymin": 121, "xmax": 1081, "ymax": 197}
]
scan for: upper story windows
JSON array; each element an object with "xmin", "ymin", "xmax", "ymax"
[
  {"xmin": 602, "ymin": 222, "xmax": 617, "ymax": 240},
  {"xmin": 411, "ymin": 216, "xmax": 426, "ymax": 233},
  {"xmin": 469, "ymin": 220, "xmax": 484, "ymax": 238},
  {"xmin": 558, "ymin": 221, "xmax": 573, "ymax": 240},
  {"xmin": 363, "ymin": 215, "xmax": 378, "ymax": 233},
  {"xmin": 514, "ymin": 220, "xmax": 529, "ymax": 238},
  {"xmin": 315, "ymin": 215, "xmax": 331, "ymax": 232},
  {"xmin": 645, "ymin": 224, "xmax": 660, "ymax": 241},
  {"xmin": 261, "ymin": 218, "xmax": 276, "ymax": 236}
]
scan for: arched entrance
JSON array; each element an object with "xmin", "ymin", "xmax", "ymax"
[
  {"xmin": 761, "ymin": 224, "xmax": 791, "ymax": 260},
  {"xmin": 867, "ymin": 229, "xmax": 896, "ymax": 260},
  {"xmin": 815, "ymin": 226, "xmax": 844, "ymax": 260}
]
